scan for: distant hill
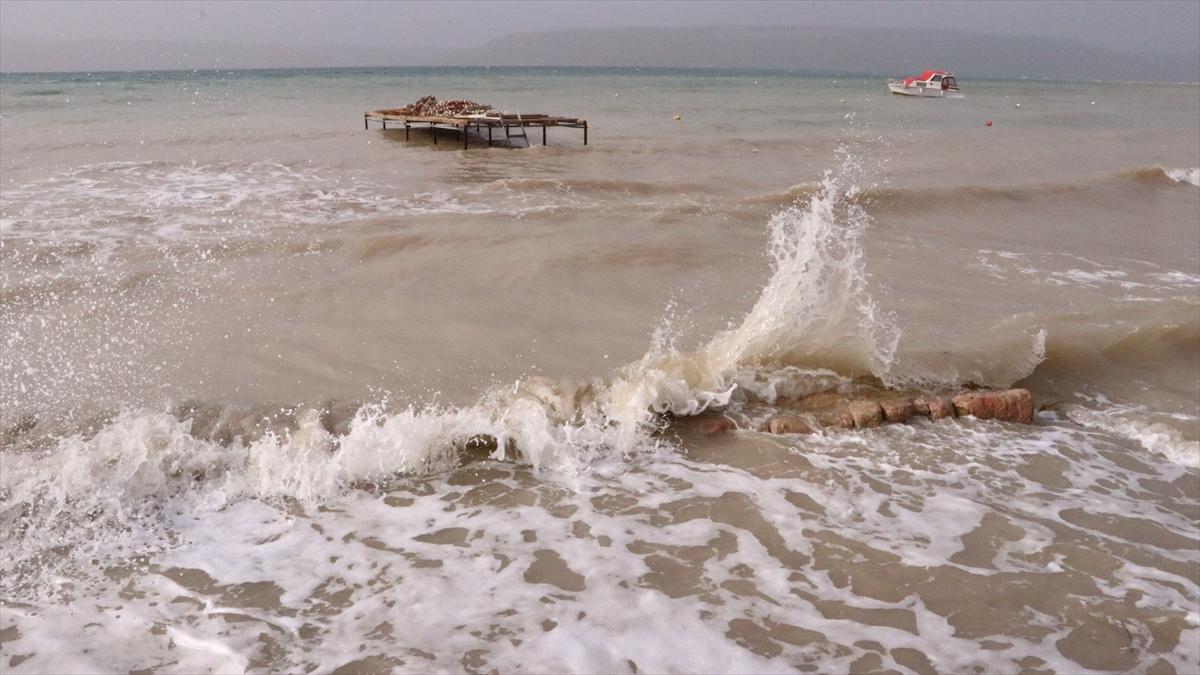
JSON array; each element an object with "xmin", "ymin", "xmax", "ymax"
[
  {"xmin": 454, "ymin": 26, "xmax": 1200, "ymax": 82},
  {"xmin": 0, "ymin": 38, "xmax": 410, "ymax": 74},
  {"xmin": 3, "ymin": 25, "xmax": 1197, "ymax": 82}
]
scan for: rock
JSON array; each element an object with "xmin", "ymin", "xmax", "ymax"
[
  {"xmin": 929, "ymin": 397, "xmax": 956, "ymax": 420},
  {"xmin": 675, "ymin": 385, "xmax": 1035, "ymax": 437},
  {"xmin": 697, "ymin": 414, "xmax": 737, "ymax": 435},
  {"xmin": 767, "ymin": 415, "xmax": 813, "ymax": 435},
  {"xmin": 848, "ymin": 400, "xmax": 883, "ymax": 429},
  {"xmin": 464, "ymin": 434, "xmax": 499, "ymax": 450},
  {"xmin": 796, "ymin": 390, "xmax": 847, "ymax": 411},
  {"xmin": 951, "ymin": 389, "xmax": 1034, "ymax": 424},
  {"xmin": 879, "ymin": 399, "xmax": 914, "ymax": 424},
  {"xmin": 914, "ymin": 395, "xmax": 956, "ymax": 420},
  {"xmin": 817, "ymin": 410, "xmax": 857, "ymax": 430},
  {"xmin": 795, "ymin": 391, "xmax": 856, "ymax": 430}
]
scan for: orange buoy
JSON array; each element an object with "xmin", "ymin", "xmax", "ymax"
[{"xmin": 985, "ymin": 120, "xmax": 993, "ymax": 126}]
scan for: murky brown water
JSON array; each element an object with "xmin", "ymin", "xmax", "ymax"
[{"xmin": 2, "ymin": 68, "xmax": 1198, "ymax": 672}]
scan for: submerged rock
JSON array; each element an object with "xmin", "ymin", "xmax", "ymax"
[
  {"xmin": 696, "ymin": 414, "xmax": 737, "ymax": 435},
  {"xmin": 767, "ymin": 415, "xmax": 813, "ymax": 435},
  {"xmin": 792, "ymin": 391, "xmax": 855, "ymax": 430}
]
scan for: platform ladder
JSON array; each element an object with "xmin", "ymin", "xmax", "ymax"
[{"xmin": 502, "ymin": 112, "xmax": 530, "ymax": 148}]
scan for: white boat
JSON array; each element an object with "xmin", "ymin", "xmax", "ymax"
[{"xmin": 887, "ymin": 70, "xmax": 963, "ymax": 98}]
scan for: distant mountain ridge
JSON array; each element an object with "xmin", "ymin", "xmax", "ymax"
[
  {"xmin": 0, "ymin": 38, "xmax": 407, "ymax": 74},
  {"xmin": 3, "ymin": 25, "xmax": 1197, "ymax": 82}
]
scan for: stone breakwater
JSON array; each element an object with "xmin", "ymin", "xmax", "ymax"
[
  {"xmin": 692, "ymin": 388, "xmax": 1035, "ymax": 436},
  {"xmin": 0, "ymin": 387, "xmax": 1034, "ymax": 465}
]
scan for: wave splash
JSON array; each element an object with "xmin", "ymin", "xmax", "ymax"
[
  {"xmin": 710, "ymin": 151, "xmax": 901, "ymax": 378},
  {"xmin": 748, "ymin": 164, "xmax": 1200, "ymax": 215},
  {"xmin": 1163, "ymin": 167, "xmax": 1200, "ymax": 186},
  {"xmin": 2, "ymin": 149, "xmax": 904, "ymax": 595},
  {"xmin": 602, "ymin": 148, "xmax": 902, "ymax": 427},
  {"xmin": 9, "ymin": 146, "xmax": 1196, "ymax": 598}
]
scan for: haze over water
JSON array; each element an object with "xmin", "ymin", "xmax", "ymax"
[{"xmin": 1, "ymin": 67, "xmax": 1198, "ymax": 673}]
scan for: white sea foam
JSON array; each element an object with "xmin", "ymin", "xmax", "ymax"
[
  {"xmin": 1066, "ymin": 403, "xmax": 1200, "ymax": 467},
  {"xmin": 4, "ymin": 416, "xmax": 1195, "ymax": 674},
  {"xmin": 0, "ymin": 161, "xmax": 716, "ymax": 245},
  {"xmin": 1164, "ymin": 167, "xmax": 1200, "ymax": 186}
]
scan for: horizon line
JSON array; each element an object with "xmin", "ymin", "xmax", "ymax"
[{"xmin": 2, "ymin": 64, "xmax": 1198, "ymax": 86}]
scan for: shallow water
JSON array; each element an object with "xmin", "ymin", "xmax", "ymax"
[{"xmin": 2, "ymin": 67, "xmax": 1198, "ymax": 673}]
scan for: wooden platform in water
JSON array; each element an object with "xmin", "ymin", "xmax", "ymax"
[{"xmin": 363, "ymin": 110, "xmax": 588, "ymax": 148}]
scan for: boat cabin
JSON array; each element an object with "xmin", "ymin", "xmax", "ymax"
[{"xmin": 901, "ymin": 70, "xmax": 959, "ymax": 91}]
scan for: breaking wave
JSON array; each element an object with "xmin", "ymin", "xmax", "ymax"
[
  {"xmin": 1065, "ymin": 404, "xmax": 1199, "ymax": 468},
  {"xmin": 1163, "ymin": 167, "xmax": 1200, "ymax": 186},
  {"xmin": 7, "ymin": 149, "xmax": 1196, "ymax": 600},
  {"xmin": 1, "ymin": 150, "xmax": 906, "ymax": 595},
  {"xmin": 0, "ymin": 161, "xmax": 718, "ymax": 246},
  {"xmin": 747, "ymin": 165, "xmax": 1200, "ymax": 214}
]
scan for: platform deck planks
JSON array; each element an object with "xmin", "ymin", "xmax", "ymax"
[{"xmin": 363, "ymin": 110, "xmax": 588, "ymax": 148}]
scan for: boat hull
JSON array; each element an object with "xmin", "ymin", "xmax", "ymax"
[{"xmin": 887, "ymin": 82, "xmax": 964, "ymax": 98}]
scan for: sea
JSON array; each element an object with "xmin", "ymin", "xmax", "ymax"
[{"xmin": 1, "ymin": 66, "xmax": 1198, "ymax": 674}]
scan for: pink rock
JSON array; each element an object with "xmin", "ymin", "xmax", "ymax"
[
  {"xmin": 951, "ymin": 389, "xmax": 1034, "ymax": 424},
  {"xmin": 914, "ymin": 396, "xmax": 956, "ymax": 420},
  {"xmin": 848, "ymin": 400, "xmax": 883, "ymax": 429},
  {"xmin": 818, "ymin": 411, "xmax": 857, "ymax": 430},
  {"xmin": 879, "ymin": 399, "xmax": 914, "ymax": 424},
  {"xmin": 697, "ymin": 415, "xmax": 737, "ymax": 435},
  {"xmin": 768, "ymin": 415, "xmax": 813, "ymax": 435},
  {"xmin": 796, "ymin": 390, "xmax": 855, "ymax": 430},
  {"xmin": 795, "ymin": 391, "xmax": 846, "ymax": 411}
]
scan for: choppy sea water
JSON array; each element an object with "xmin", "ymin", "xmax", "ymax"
[{"xmin": 1, "ymin": 67, "xmax": 1198, "ymax": 673}]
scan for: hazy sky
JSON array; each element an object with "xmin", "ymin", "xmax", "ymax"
[{"xmin": 2, "ymin": 0, "xmax": 1198, "ymax": 56}]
